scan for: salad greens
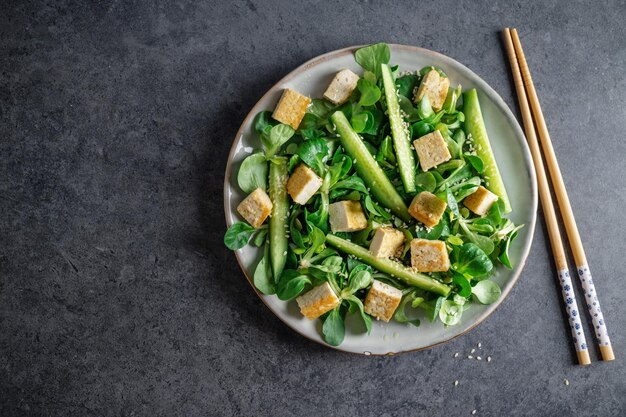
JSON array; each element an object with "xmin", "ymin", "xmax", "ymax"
[{"xmin": 225, "ymin": 43, "xmax": 523, "ymax": 346}]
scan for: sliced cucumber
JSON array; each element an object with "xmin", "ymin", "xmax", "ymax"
[
  {"xmin": 381, "ymin": 63, "xmax": 417, "ymax": 193},
  {"xmin": 326, "ymin": 234, "xmax": 450, "ymax": 296},
  {"xmin": 463, "ymin": 89, "xmax": 512, "ymax": 213},
  {"xmin": 330, "ymin": 111, "xmax": 412, "ymax": 223},
  {"xmin": 269, "ymin": 157, "xmax": 289, "ymax": 280}
]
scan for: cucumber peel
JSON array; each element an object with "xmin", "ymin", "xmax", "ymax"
[
  {"xmin": 330, "ymin": 111, "xmax": 412, "ymax": 223},
  {"xmin": 269, "ymin": 157, "xmax": 289, "ymax": 280},
  {"xmin": 381, "ymin": 63, "xmax": 417, "ymax": 193},
  {"xmin": 463, "ymin": 89, "xmax": 512, "ymax": 213},
  {"xmin": 326, "ymin": 234, "xmax": 451, "ymax": 296}
]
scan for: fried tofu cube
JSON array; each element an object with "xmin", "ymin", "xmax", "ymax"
[
  {"xmin": 328, "ymin": 200, "xmax": 368, "ymax": 233},
  {"xmin": 287, "ymin": 164, "xmax": 323, "ymax": 205},
  {"xmin": 408, "ymin": 191, "xmax": 447, "ymax": 228},
  {"xmin": 296, "ymin": 282, "xmax": 340, "ymax": 320},
  {"xmin": 364, "ymin": 280, "xmax": 403, "ymax": 322},
  {"xmin": 464, "ymin": 186, "xmax": 499, "ymax": 216},
  {"xmin": 410, "ymin": 238, "xmax": 450, "ymax": 272},
  {"xmin": 413, "ymin": 69, "xmax": 450, "ymax": 111},
  {"xmin": 413, "ymin": 130, "xmax": 452, "ymax": 171},
  {"xmin": 236, "ymin": 188, "xmax": 273, "ymax": 228},
  {"xmin": 272, "ymin": 88, "xmax": 311, "ymax": 129},
  {"xmin": 323, "ymin": 69, "xmax": 360, "ymax": 105},
  {"xmin": 369, "ymin": 227, "xmax": 405, "ymax": 258}
]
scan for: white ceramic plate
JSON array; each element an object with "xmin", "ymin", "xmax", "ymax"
[{"xmin": 223, "ymin": 45, "xmax": 537, "ymax": 355}]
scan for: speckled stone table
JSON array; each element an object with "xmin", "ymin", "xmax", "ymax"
[{"xmin": 1, "ymin": 1, "xmax": 625, "ymax": 416}]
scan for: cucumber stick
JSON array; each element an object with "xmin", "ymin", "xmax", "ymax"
[
  {"xmin": 269, "ymin": 157, "xmax": 289, "ymax": 280},
  {"xmin": 381, "ymin": 63, "xmax": 416, "ymax": 193},
  {"xmin": 330, "ymin": 111, "xmax": 412, "ymax": 223},
  {"xmin": 326, "ymin": 234, "xmax": 450, "ymax": 296},
  {"xmin": 463, "ymin": 89, "xmax": 512, "ymax": 213}
]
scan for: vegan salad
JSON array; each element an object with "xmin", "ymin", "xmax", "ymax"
[{"xmin": 224, "ymin": 43, "xmax": 522, "ymax": 346}]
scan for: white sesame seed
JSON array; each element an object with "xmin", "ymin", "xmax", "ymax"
[
  {"xmin": 454, "ymin": 352, "xmax": 459, "ymax": 358},
  {"xmin": 454, "ymin": 380, "xmax": 459, "ymax": 386},
  {"xmin": 471, "ymin": 410, "xmax": 477, "ymax": 415},
  {"xmin": 471, "ymin": 348, "xmax": 475, "ymax": 353},
  {"xmin": 477, "ymin": 342, "xmax": 482, "ymax": 348},
  {"xmin": 467, "ymin": 355, "xmax": 473, "ymax": 359},
  {"xmin": 487, "ymin": 356, "xmax": 492, "ymax": 362},
  {"xmin": 476, "ymin": 356, "xmax": 482, "ymax": 360},
  {"xmin": 564, "ymin": 379, "xmax": 570, "ymax": 386}
]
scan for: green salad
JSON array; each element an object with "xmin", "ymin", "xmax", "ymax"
[{"xmin": 225, "ymin": 43, "xmax": 522, "ymax": 346}]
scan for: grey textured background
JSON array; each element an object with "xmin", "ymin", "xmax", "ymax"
[{"xmin": 1, "ymin": 1, "xmax": 625, "ymax": 416}]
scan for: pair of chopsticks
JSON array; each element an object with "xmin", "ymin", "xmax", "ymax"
[{"xmin": 502, "ymin": 29, "xmax": 614, "ymax": 365}]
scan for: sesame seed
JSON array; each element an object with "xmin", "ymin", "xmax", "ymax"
[
  {"xmin": 454, "ymin": 352, "xmax": 459, "ymax": 358},
  {"xmin": 471, "ymin": 348, "xmax": 475, "ymax": 353},
  {"xmin": 454, "ymin": 380, "xmax": 459, "ymax": 386},
  {"xmin": 476, "ymin": 356, "xmax": 482, "ymax": 361},
  {"xmin": 478, "ymin": 342, "xmax": 482, "ymax": 348},
  {"xmin": 471, "ymin": 410, "xmax": 477, "ymax": 415},
  {"xmin": 487, "ymin": 356, "xmax": 492, "ymax": 362},
  {"xmin": 564, "ymin": 379, "xmax": 570, "ymax": 386},
  {"xmin": 467, "ymin": 355, "xmax": 473, "ymax": 359}
]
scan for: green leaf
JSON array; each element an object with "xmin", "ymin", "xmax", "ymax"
[
  {"xmin": 453, "ymin": 243, "xmax": 493, "ymax": 277},
  {"xmin": 344, "ymin": 294, "xmax": 372, "ymax": 334},
  {"xmin": 394, "ymin": 291, "xmax": 423, "ymax": 327},
  {"xmin": 356, "ymin": 79, "xmax": 382, "ymax": 107},
  {"xmin": 296, "ymin": 138, "xmax": 329, "ymax": 175},
  {"xmin": 472, "ymin": 280, "xmax": 501, "ymax": 304},
  {"xmin": 254, "ymin": 111, "xmax": 276, "ymax": 135},
  {"xmin": 464, "ymin": 154, "xmax": 485, "ymax": 173},
  {"xmin": 262, "ymin": 123, "xmax": 295, "ymax": 157},
  {"xmin": 396, "ymin": 74, "xmax": 418, "ymax": 98},
  {"xmin": 498, "ymin": 225, "xmax": 523, "ymax": 269},
  {"xmin": 237, "ymin": 153, "xmax": 268, "ymax": 193},
  {"xmin": 446, "ymin": 187, "xmax": 460, "ymax": 218},
  {"xmin": 363, "ymin": 195, "xmax": 391, "ymax": 220},
  {"xmin": 417, "ymin": 95, "xmax": 434, "ymax": 120},
  {"xmin": 439, "ymin": 299, "xmax": 463, "ymax": 325},
  {"xmin": 452, "ymin": 273, "xmax": 472, "ymax": 297},
  {"xmin": 322, "ymin": 308, "xmax": 345, "ymax": 346},
  {"xmin": 307, "ymin": 99, "xmax": 336, "ymax": 121},
  {"xmin": 251, "ymin": 228, "xmax": 268, "ymax": 247},
  {"xmin": 415, "ymin": 172, "xmax": 436, "ymax": 193},
  {"xmin": 411, "ymin": 120, "xmax": 434, "ymax": 138},
  {"xmin": 350, "ymin": 112, "xmax": 369, "ymax": 133},
  {"xmin": 253, "ymin": 246, "xmax": 275, "ymax": 294},
  {"xmin": 276, "ymin": 270, "xmax": 311, "ymax": 300},
  {"xmin": 342, "ymin": 267, "xmax": 373, "ymax": 296},
  {"xmin": 330, "ymin": 175, "xmax": 368, "ymax": 194},
  {"xmin": 354, "ymin": 43, "xmax": 390, "ymax": 79},
  {"xmin": 460, "ymin": 220, "xmax": 495, "ymax": 255},
  {"xmin": 224, "ymin": 222, "xmax": 256, "ymax": 250}
]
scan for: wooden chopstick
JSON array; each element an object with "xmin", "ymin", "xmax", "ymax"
[
  {"xmin": 502, "ymin": 29, "xmax": 590, "ymax": 366},
  {"xmin": 508, "ymin": 29, "xmax": 614, "ymax": 362}
]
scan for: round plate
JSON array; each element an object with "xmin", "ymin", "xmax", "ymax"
[{"xmin": 223, "ymin": 45, "xmax": 537, "ymax": 355}]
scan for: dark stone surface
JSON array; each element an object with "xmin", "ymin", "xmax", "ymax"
[{"xmin": 1, "ymin": 1, "xmax": 625, "ymax": 416}]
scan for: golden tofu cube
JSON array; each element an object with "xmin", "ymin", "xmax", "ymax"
[
  {"xmin": 272, "ymin": 88, "xmax": 311, "ymax": 129},
  {"xmin": 464, "ymin": 186, "xmax": 499, "ymax": 216},
  {"xmin": 369, "ymin": 227, "xmax": 405, "ymax": 258},
  {"xmin": 328, "ymin": 200, "xmax": 368, "ymax": 233},
  {"xmin": 323, "ymin": 69, "xmax": 360, "ymax": 105},
  {"xmin": 410, "ymin": 238, "xmax": 450, "ymax": 272},
  {"xmin": 296, "ymin": 282, "xmax": 340, "ymax": 320},
  {"xmin": 413, "ymin": 130, "xmax": 452, "ymax": 171},
  {"xmin": 286, "ymin": 164, "xmax": 323, "ymax": 205},
  {"xmin": 413, "ymin": 69, "xmax": 450, "ymax": 111},
  {"xmin": 408, "ymin": 191, "xmax": 447, "ymax": 228},
  {"xmin": 236, "ymin": 188, "xmax": 273, "ymax": 228},
  {"xmin": 364, "ymin": 280, "xmax": 403, "ymax": 322}
]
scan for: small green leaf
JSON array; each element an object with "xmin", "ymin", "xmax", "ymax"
[
  {"xmin": 446, "ymin": 187, "xmax": 460, "ymax": 218},
  {"xmin": 439, "ymin": 299, "xmax": 463, "ymax": 326},
  {"xmin": 464, "ymin": 154, "xmax": 485, "ymax": 173},
  {"xmin": 356, "ymin": 79, "xmax": 382, "ymax": 107},
  {"xmin": 354, "ymin": 43, "xmax": 390, "ymax": 79},
  {"xmin": 415, "ymin": 172, "xmax": 436, "ymax": 193},
  {"xmin": 350, "ymin": 112, "xmax": 369, "ymax": 133},
  {"xmin": 344, "ymin": 294, "xmax": 372, "ymax": 334},
  {"xmin": 262, "ymin": 123, "xmax": 295, "ymax": 157},
  {"xmin": 472, "ymin": 280, "xmax": 502, "ymax": 304},
  {"xmin": 224, "ymin": 222, "xmax": 256, "ymax": 250},
  {"xmin": 453, "ymin": 243, "xmax": 493, "ymax": 277},
  {"xmin": 276, "ymin": 270, "xmax": 311, "ymax": 300},
  {"xmin": 253, "ymin": 246, "xmax": 275, "ymax": 295},
  {"xmin": 237, "ymin": 153, "xmax": 268, "ymax": 193},
  {"xmin": 452, "ymin": 273, "xmax": 472, "ymax": 297},
  {"xmin": 254, "ymin": 111, "xmax": 276, "ymax": 135},
  {"xmin": 296, "ymin": 138, "xmax": 329, "ymax": 175},
  {"xmin": 322, "ymin": 308, "xmax": 345, "ymax": 346}
]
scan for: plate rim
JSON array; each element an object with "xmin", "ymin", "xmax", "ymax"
[{"xmin": 223, "ymin": 44, "xmax": 538, "ymax": 355}]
